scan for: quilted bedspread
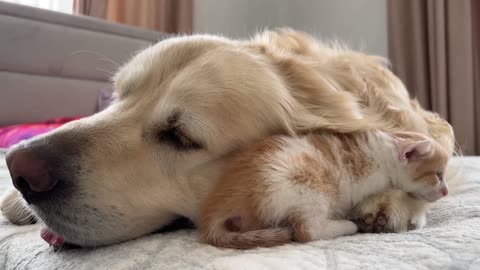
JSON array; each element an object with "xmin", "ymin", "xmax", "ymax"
[{"xmin": 1, "ymin": 154, "xmax": 480, "ymax": 270}]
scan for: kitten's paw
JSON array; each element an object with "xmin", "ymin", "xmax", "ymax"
[
  {"xmin": 350, "ymin": 190, "xmax": 427, "ymax": 233},
  {"xmin": 354, "ymin": 212, "xmax": 392, "ymax": 233},
  {"xmin": 1, "ymin": 188, "xmax": 36, "ymax": 225}
]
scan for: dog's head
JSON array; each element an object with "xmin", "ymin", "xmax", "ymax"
[{"xmin": 5, "ymin": 33, "xmax": 323, "ymax": 246}]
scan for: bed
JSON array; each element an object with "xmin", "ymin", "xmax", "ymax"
[{"xmin": 1, "ymin": 154, "xmax": 480, "ymax": 269}]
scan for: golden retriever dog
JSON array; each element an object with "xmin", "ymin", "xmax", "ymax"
[{"xmin": 0, "ymin": 29, "xmax": 455, "ymax": 247}]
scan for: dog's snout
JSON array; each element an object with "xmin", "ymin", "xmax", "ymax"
[{"xmin": 6, "ymin": 147, "xmax": 59, "ymax": 197}]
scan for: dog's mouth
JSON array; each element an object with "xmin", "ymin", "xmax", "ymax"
[
  {"xmin": 40, "ymin": 227, "xmax": 83, "ymax": 251},
  {"xmin": 40, "ymin": 227, "xmax": 64, "ymax": 246}
]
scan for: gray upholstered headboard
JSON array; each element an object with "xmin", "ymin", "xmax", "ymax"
[{"xmin": 0, "ymin": 1, "xmax": 167, "ymax": 125}]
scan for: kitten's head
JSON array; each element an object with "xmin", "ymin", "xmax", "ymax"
[{"xmin": 392, "ymin": 132, "xmax": 449, "ymax": 202}]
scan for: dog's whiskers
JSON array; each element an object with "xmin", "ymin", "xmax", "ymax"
[
  {"xmin": 99, "ymin": 58, "xmax": 120, "ymax": 69},
  {"xmin": 96, "ymin": 68, "xmax": 115, "ymax": 76},
  {"xmin": 71, "ymin": 50, "xmax": 120, "ymax": 67},
  {"xmin": 70, "ymin": 50, "xmax": 120, "ymax": 77}
]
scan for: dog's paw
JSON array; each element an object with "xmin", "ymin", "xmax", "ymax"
[
  {"xmin": 1, "ymin": 188, "xmax": 36, "ymax": 225},
  {"xmin": 407, "ymin": 211, "xmax": 427, "ymax": 231},
  {"xmin": 350, "ymin": 190, "xmax": 427, "ymax": 233}
]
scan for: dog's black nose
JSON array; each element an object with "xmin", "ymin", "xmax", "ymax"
[{"xmin": 6, "ymin": 147, "xmax": 58, "ymax": 198}]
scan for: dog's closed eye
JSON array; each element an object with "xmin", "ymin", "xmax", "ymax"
[{"xmin": 157, "ymin": 127, "xmax": 201, "ymax": 151}]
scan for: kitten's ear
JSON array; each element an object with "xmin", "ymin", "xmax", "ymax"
[{"xmin": 397, "ymin": 139, "xmax": 433, "ymax": 163}]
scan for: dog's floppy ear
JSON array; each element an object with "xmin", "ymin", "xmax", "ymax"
[{"xmin": 246, "ymin": 29, "xmax": 379, "ymax": 134}]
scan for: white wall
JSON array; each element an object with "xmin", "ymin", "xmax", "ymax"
[
  {"xmin": 194, "ymin": 0, "xmax": 388, "ymax": 57},
  {"xmin": 1, "ymin": 0, "xmax": 73, "ymax": 14}
]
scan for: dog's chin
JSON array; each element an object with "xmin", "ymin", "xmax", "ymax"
[
  {"xmin": 37, "ymin": 214, "xmax": 165, "ymax": 248},
  {"xmin": 38, "ymin": 220, "xmax": 91, "ymax": 247},
  {"xmin": 32, "ymin": 208, "xmax": 114, "ymax": 247},
  {"xmin": 39, "ymin": 222, "xmax": 123, "ymax": 248}
]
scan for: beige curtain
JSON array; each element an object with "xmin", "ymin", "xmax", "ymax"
[
  {"xmin": 73, "ymin": 0, "xmax": 193, "ymax": 33},
  {"xmin": 388, "ymin": 0, "xmax": 480, "ymax": 155},
  {"xmin": 73, "ymin": 0, "xmax": 106, "ymax": 18}
]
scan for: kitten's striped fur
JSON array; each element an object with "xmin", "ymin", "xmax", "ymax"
[{"xmin": 199, "ymin": 130, "xmax": 449, "ymax": 249}]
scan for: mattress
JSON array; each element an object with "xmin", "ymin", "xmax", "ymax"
[{"xmin": 1, "ymin": 154, "xmax": 480, "ymax": 270}]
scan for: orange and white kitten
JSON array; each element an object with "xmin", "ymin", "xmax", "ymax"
[{"xmin": 199, "ymin": 130, "xmax": 449, "ymax": 249}]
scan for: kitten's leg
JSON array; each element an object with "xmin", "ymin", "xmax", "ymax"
[
  {"xmin": 292, "ymin": 213, "xmax": 358, "ymax": 241},
  {"xmin": 0, "ymin": 188, "xmax": 36, "ymax": 225},
  {"xmin": 289, "ymin": 210, "xmax": 358, "ymax": 242},
  {"xmin": 308, "ymin": 219, "xmax": 358, "ymax": 240},
  {"xmin": 350, "ymin": 190, "xmax": 427, "ymax": 233}
]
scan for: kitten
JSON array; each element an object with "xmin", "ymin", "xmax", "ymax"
[{"xmin": 198, "ymin": 130, "xmax": 449, "ymax": 249}]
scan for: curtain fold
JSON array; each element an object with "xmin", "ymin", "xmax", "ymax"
[
  {"xmin": 73, "ymin": 0, "xmax": 192, "ymax": 33},
  {"xmin": 73, "ymin": 0, "xmax": 106, "ymax": 18},
  {"xmin": 388, "ymin": 0, "xmax": 479, "ymax": 154}
]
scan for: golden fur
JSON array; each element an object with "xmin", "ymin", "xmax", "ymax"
[{"xmin": 0, "ymin": 29, "xmax": 455, "ymax": 246}]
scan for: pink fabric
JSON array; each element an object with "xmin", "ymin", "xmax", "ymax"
[{"xmin": 0, "ymin": 117, "xmax": 82, "ymax": 148}]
